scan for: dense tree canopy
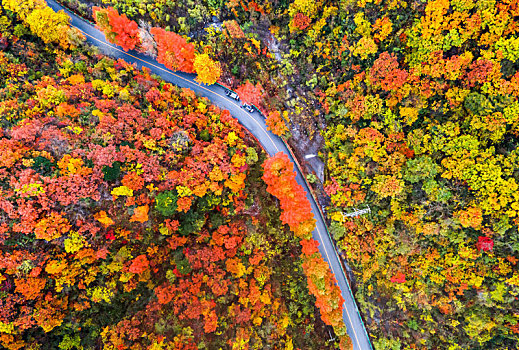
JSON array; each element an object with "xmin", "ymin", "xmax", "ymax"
[
  {"xmin": 2, "ymin": 0, "xmax": 71, "ymax": 47},
  {"xmin": 262, "ymin": 152, "xmax": 350, "ymax": 349},
  {"xmin": 320, "ymin": 1, "xmax": 519, "ymax": 348},
  {"xmin": 5, "ymin": 0, "xmax": 519, "ymax": 347},
  {"xmin": 193, "ymin": 53, "xmax": 222, "ymax": 85},
  {"xmin": 93, "ymin": 6, "xmax": 140, "ymax": 51},
  {"xmin": 0, "ymin": 9, "xmax": 346, "ymax": 350},
  {"xmin": 149, "ymin": 27, "xmax": 196, "ymax": 73}
]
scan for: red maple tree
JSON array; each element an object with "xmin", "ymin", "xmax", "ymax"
[
  {"xmin": 476, "ymin": 236, "xmax": 494, "ymax": 252},
  {"xmin": 150, "ymin": 27, "xmax": 195, "ymax": 73},
  {"xmin": 93, "ymin": 7, "xmax": 140, "ymax": 51},
  {"xmin": 262, "ymin": 152, "xmax": 315, "ymax": 239},
  {"xmin": 235, "ymin": 80, "xmax": 265, "ymax": 109}
]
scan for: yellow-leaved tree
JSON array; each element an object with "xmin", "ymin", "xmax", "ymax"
[
  {"xmin": 193, "ymin": 53, "xmax": 222, "ymax": 85},
  {"xmin": 3, "ymin": 0, "xmax": 70, "ymax": 47},
  {"xmin": 26, "ymin": 7, "xmax": 70, "ymax": 45},
  {"xmin": 2, "ymin": 0, "xmax": 45, "ymax": 20}
]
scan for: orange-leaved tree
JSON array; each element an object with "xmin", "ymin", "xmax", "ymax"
[
  {"xmin": 300, "ymin": 238, "xmax": 351, "ymax": 349},
  {"xmin": 93, "ymin": 6, "xmax": 140, "ymax": 51},
  {"xmin": 290, "ymin": 12, "xmax": 312, "ymax": 31},
  {"xmin": 262, "ymin": 152, "xmax": 315, "ymax": 239},
  {"xmin": 262, "ymin": 153, "xmax": 351, "ymax": 347},
  {"xmin": 266, "ymin": 110, "xmax": 289, "ymax": 136},
  {"xmin": 235, "ymin": 80, "xmax": 265, "ymax": 109},
  {"xmin": 150, "ymin": 27, "xmax": 195, "ymax": 73}
]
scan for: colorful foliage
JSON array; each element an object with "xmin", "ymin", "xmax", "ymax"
[
  {"xmin": 93, "ymin": 6, "xmax": 140, "ymax": 51},
  {"xmin": 2, "ymin": 0, "xmax": 70, "ymax": 47},
  {"xmin": 25, "ymin": 6, "xmax": 70, "ymax": 46},
  {"xmin": 193, "ymin": 53, "xmax": 222, "ymax": 85},
  {"xmin": 321, "ymin": 0, "xmax": 519, "ymax": 348},
  {"xmin": 150, "ymin": 27, "xmax": 195, "ymax": 73},
  {"xmin": 266, "ymin": 110, "xmax": 289, "ymax": 136},
  {"xmin": 262, "ymin": 154, "xmax": 350, "ymax": 345},
  {"xmin": 0, "ymin": 22, "xmax": 339, "ymax": 349},
  {"xmin": 235, "ymin": 80, "xmax": 265, "ymax": 110},
  {"xmin": 42, "ymin": 0, "xmax": 519, "ymax": 347},
  {"xmin": 262, "ymin": 152, "xmax": 315, "ymax": 239}
]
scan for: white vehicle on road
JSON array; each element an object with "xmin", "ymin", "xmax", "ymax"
[
  {"xmin": 224, "ymin": 89, "xmax": 240, "ymax": 100},
  {"xmin": 242, "ymin": 104, "xmax": 254, "ymax": 113}
]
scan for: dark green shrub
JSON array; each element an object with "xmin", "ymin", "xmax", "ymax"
[
  {"xmin": 200, "ymin": 129, "xmax": 210, "ymax": 142},
  {"xmin": 178, "ymin": 210, "xmax": 204, "ymax": 236},
  {"xmin": 155, "ymin": 190, "xmax": 178, "ymax": 216},
  {"xmin": 32, "ymin": 156, "xmax": 56, "ymax": 176},
  {"xmin": 102, "ymin": 161, "xmax": 121, "ymax": 182}
]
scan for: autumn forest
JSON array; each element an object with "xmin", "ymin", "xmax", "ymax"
[{"xmin": 1, "ymin": 0, "xmax": 519, "ymax": 349}]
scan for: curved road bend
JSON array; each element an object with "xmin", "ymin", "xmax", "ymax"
[{"xmin": 45, "ymin": 1, "xmax": 373, "ymax": 348}]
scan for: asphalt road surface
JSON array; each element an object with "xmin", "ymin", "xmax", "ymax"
[{"xmin": 45, "ymin": 1, "xmax": 373, "ymax": 348}]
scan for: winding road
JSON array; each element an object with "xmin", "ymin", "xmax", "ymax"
[{"xmin": 45, "ymin": 1, "xmax": 373, "ymax": 348}]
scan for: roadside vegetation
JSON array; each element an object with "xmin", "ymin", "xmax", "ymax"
[
  {"xmin": 0, "ymin": 4, "xmax": 350, "ymax": 349},
  {"xmin": 3, "ymin": 0, "xmax": 519, "ymax": 348}
]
